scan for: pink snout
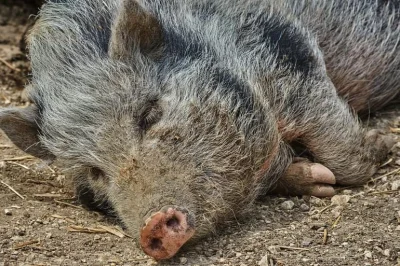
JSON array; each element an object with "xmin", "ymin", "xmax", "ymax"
[{"xmin": 140, "ymin": 207, "xmax": 195, "ymax": 260}]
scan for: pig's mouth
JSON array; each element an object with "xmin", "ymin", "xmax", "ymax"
[{"xmin": 140, "ymin": 206, "xmax": 195, "ymax": 260}]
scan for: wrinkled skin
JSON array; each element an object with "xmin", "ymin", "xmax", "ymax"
[{"xmin": 0, "ymin": 0, "xmax": 398, "ymax": 260}]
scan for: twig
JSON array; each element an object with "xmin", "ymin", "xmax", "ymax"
[
  {"xmin": 4, "ymin": 156, "xmax": 35, "ymax": 162},
  {"xmin": 54, "ymin": 200, "xmax": 84, "ymax": 209},
  {"xmin": 0, "ymin": 58, "xmax": 20, "ymax": 72},
  {"xmin": 14, "ymin": 240, "xmax": 40, "ymax": 250},
  {"xmin": 0, "ymin": 145, "xmax": 12, "ymax": 148},
  {"xmin": 389, "ymin": 127, "xmax": 400, "ymax": 133},
  {"xmin": 67, "ymin": 225, "xmax": 108, "ymax": 234},
  {"xmin": 323, "ymin": 228, "xmax": 328, "ymax": 245},
  {"xmin": 51, "ymin": 214, "xmax": 76, "ymax": 224},
  {"xmin": 380, "ymin": 158, "xmax": 393, "ymax": 167},
  {"xmin": 318, "ymin": 203, "xmax": 334, "ymax": 214},
  {"xmin": 331, "ymin": 214, "xmax": 342, "ymax": 229},
  {"xmin": 98, "ymin": 225, "xmax": 125, "ymax": 238},
  {"xmin": 369, "ymin": 190, "xmax": 399, "ymax": 195},
  {"xmin": 26, "ymin": 179, "xmax": 59, "ymax": 188},
  {"xmin": 278, "ymin": 246, "xmax": 309, "ymax": 251},
  {"xmin": 7, "ymin": 161, "xmax": 30, "ymax": 170},
  {"xmin": 34, "ymin": 193, "xmax": 63, "ymax": 198},
  {"xmin": 0, "ymin": 180, "xmax": 25, "ymax": 199},
  {"xmin": 369, "ymin": 167, "xmax": 400, "ymax": 183}
]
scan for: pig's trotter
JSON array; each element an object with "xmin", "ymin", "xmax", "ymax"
[
  {"xmin": 272, "ymin": 159, "xmax": 336, "ymax": 197},
  {"xmin": 140, "ymin": 207, "xmax": 195, "ymax": 260}
]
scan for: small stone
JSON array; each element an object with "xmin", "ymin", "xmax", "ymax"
[
  {"xmin": 267, "ymin": 245, "xmax": 280, "ymax": 254},
  {"xmin": 364, "ymin": 250, "xmax": 372, "ymax": 259},
  {"xmin": 281, "ymin": 200, "xmax": 295, "ymax": 210},
  {"xmin": 94, "ymin": 235, "xmax": 101, "ymax": 240},
  {"xmin": 309, "ymin": 197, "xmax": 324, "ymax": 206},
  {"xmin": 395, "ymin": 225, "xmax": 400, "ymax": 231},
  {"xmin": 235, "ymin": 252, "xmax": 242, "ymax": 258},
  {"xmin": 301, "ymin": 238, "xmax": 313, "ymax": 247},
  {"xmin": 391, "ymin": 180, "xmax": 400, "ymax": 191},
  {"xmin": 46, "ymin": 233, "xmax": 52, "ymax": 239},
  {"xmin": 4, "ymin": 209, "xmax": 12, "ymax": 216},
  {"xmin": 342, "ymin": 189, "xmax": 353, "ymax": 195},
  {"xmin": 383, "ymin": 249, "xmax": 391, "ymax": 257},
  {"xmin": 180, "ymin": 257, "xmax": 188, "ymax": 264},
  {"xmin": 395, "ymin": 159, "xmax": 400, "ymax": 166},
  {"xmin": 0, "ymin": 161, "xmax": 6, "ymax": 168},
  {"xmin": 300, "ymin": 204, "xmax": 310, "ymax": 211},
  {"xmin": 331, "ymin": 195, "xmax": 350, "ymax": 206},
  {"xmin": 17, "ymin": 230, "xmax": 26, "ymax": 236},
  {"xmin": 258, "ymin": 255, "xmax": 269, "ymax": 266},
  {"xmin": 331, "ymin": 206, "xmax": 344, "ymax": 218},
  {"xmin": 310, "ymin": 223, "xmax": 326, "ymax": 230}
]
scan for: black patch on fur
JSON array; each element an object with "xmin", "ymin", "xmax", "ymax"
[
  {"xmin": 75, "ymin": 182, "xmax": 117, "ymax": 218},
  {"xmin": 162, "ymin": 28, "xmax": 206, "ymax": 62},
  {"xmin": 239, "ymin": 12, "xmax": 318, "ymax": 76},
  {"xmin": 212, "ymin": 67, "xmax": 254, "ymax": 114}
]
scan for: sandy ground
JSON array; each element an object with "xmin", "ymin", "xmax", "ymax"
[{"xmin": 0, "ymin": 2, "xmax": 399, "ymax": 266}]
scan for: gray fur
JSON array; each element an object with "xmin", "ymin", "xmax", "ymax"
[{"xmin": 1, "ymin": 0, "xmax": 399, "ymax": 245}]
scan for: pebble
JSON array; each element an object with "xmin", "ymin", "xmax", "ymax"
[
  {"xmin": 383, "ymin": 249, "xmax": 391, "ymax": 257},
  {"xmin": 391, "ymin": 180, "xmax": 400, "ymax": 191},
  {"xmin": 364, "ymin": 250, "xmax": 372, "ymax": 259},
  {"xmin": 310, "ymin": 223, "xmax": 326, "ymax": 230},
  {"xmin": 331, "ymin": 195, "xmax": 350, "ymax": 206},
  {"xmin": 342, "ymin": 189, "xmax": 353, "ymax": 195},
  {"xmin": 180, "ymin": 257, "xmax": 188, "ymax": 264},
  {"xmin": 281, "ymin": 200, "xmax": 295, "ymax": 210},
  {"xmin": 4, "ymin": 209, "xmax": 12, "ymax": 216},
  {"xmin": 267, "ymin": 246, "xmax": 280, "ymax": 254},
  {"xmin": 309, "ymin": 197, "xmax": 324, "ymax": 206},
  {"xmin": 300, "ymin": 204, "xmax": 310, "ymax": 211},
  {"xmin": 258, "ymin": 254, "xmax": 269, "ymax": 266},
  {"xmin": 301, "ymin": 238, "xmax": 313, "ymax": 247}
]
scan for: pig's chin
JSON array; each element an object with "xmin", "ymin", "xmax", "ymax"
[{"xmin": 139, "ymin": 206, "xmax": 196, "ymax": 260}]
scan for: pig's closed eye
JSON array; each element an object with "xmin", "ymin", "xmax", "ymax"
[
  {"xmin": 139, "ymin": 103, "xmax": 162, "ymax": 132},
  {"xmin": 89, "ymin": 167, "xmax": 108, "ymax": 181}
]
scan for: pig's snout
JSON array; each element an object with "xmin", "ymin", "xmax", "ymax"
[{"xmin": 140, "ymin": 206, "xmax": 195, "ymax": 260}]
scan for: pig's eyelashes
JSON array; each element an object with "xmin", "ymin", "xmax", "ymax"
[
  {"xmin": 138, "ymin": 105, "xmax": 162, "ymax": 132},
  {"xmin": 89, "ymin": 167, "xmax": 108, "ymax": 182}
]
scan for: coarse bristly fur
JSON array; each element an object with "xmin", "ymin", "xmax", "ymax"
[{"xmin": 0, "ymin": 0, "xmax": 398, "ymax": 244}]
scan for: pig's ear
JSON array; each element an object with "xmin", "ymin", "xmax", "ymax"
[
  {"xmin": 0, "ymin": 106, "xmax": 55, "ymax": 161},
  {"xmin": 109, "ymin": 0, "xmax": 163, "ymax": 60}
]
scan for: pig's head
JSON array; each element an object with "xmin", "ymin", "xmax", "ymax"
[{"xmin": 0, "ymin": 0, "xmax": 280, "ymax": 260}]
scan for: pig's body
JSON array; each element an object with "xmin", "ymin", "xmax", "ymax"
[{"xmin": 0, "ymin": 0, "xmax": 398, "ymax": 260}]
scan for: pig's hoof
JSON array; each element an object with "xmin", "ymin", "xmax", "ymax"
[
  {"xmin": 273, "ymin": 160, "xmax": 336, "ymax": 197},
  {"xmin": 140, "ymin": 207, "xmax": 195, "ymax": 260}
]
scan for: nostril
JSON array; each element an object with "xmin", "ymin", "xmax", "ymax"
[
  {"xmin": 150, "ymin": 238, "xmax": 162, "ymax": 250},
  {"xmin": 166, "ymin": 216, "xmax": 180, "ymax": 229}
]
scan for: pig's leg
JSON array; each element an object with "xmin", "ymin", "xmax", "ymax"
[{"xmin": 278, "ymin": 93, "xmax": 394, "ymax": 195}]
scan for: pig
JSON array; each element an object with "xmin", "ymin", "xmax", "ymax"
[{"xmin": 0, "ymin": 0, "xmax": 399, "ymax": 260}]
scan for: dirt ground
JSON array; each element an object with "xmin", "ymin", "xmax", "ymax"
[{"xmin": 0, "ymin": 3, "xmax": 399, "ymax": 266}]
